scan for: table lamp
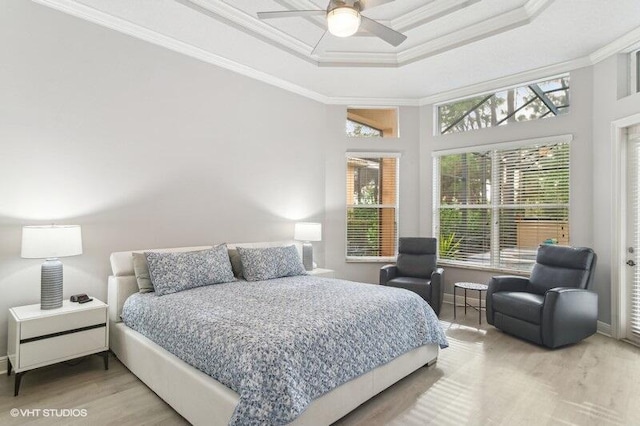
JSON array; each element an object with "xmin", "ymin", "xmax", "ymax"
[
  {"xmin": 21, "ymin": 225, "xmax": 83, "ymax": 310},
  {"xmin": 294, "ymin": 222, "xmax": 322, "ymax": 271}
]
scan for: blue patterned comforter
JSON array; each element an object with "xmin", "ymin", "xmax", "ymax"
[{"xmin": 121, "ymin": 275, "xmax": 448, "ymax": 425}]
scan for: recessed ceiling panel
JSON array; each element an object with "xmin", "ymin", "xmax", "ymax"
[{"xmin": 37, "ymin": 0, "xmax": 640, "ymax": 100}]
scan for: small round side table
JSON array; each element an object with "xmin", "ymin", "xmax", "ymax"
[{"xmin": 454, "ymin": 282, "xmax": 489, "ymax": 324}]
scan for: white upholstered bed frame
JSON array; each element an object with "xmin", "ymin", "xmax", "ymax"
[{"xmin": 108, "ymin": 244, "xmax": 439, "ymax": 426}]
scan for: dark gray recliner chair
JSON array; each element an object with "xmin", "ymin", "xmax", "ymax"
[
  {"xmin": 380, "ymin": 237, "xmax": 444, "ymax": 316},
  {"xmin": 486, "ymin": 245, "xmax": 598, "ymax": 348}
]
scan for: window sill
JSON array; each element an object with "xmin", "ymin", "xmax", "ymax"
[
  {"xmin": 346, "ymin": 257, "xmax": 396, "ymax": 264},
  {"xmin": 437, "ymin": 260, "xmax": 530, "ymax": 276}
]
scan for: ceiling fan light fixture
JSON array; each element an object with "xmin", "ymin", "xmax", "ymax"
[{"xmin": 327, "ymin": 6, "xmax": 361, "ymax": 38}]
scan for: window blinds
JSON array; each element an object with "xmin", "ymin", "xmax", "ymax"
[
  {"xmin": 346, "ymin": 153, "xmax": 399, "ymax": 260},
  {"xmin": 433, "ymin": 139, "xmax": 570, "ymax": 271}
]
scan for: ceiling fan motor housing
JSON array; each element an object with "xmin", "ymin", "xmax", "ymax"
[{"xmin": 328, "ymin": 1, "xmax": 363, "ymax": 12}]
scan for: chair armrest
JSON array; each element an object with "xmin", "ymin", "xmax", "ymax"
[
  {"xmin": 380, "ymin": 265, "xmax": 398, "ymax": 286},
  {"xmin": 486, "ymin": 276, "xmax": 530, "ymax": 325},
  {"xmin": 541, "ymin": 287, "xmax": 598, "ymax": 348},
  {"xmin": 430, "ymin": 267, "xmax": 444, "ymax": 317}
]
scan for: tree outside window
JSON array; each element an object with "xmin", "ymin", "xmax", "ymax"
[
  {"xmin": 346, "ymin": 154, "xmax": 399, "ymax": 260},
  {"xmin": 434, "ymin": 140, "xmax": 570, "ymax": 271}
]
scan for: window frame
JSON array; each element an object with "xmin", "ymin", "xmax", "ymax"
[
  {"xmin": 432, "ymin": 135, "xmax": 572, "ymax": 273},
  {"xmin": 346, "ymin": 107, "xmax": 400, "ymax": 138},
  {"xmin": 631, "ymin": 48, "xmax": 639, "ymax": 95},
  {"xmin": 345, "ymin": 151, "xmax": 400, "ymax": 263},
  {"xmin": 435, "ymin": 74, "xmax": 570, "ymax": 136}
]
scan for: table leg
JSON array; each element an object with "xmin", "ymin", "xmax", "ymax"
[
  {"xmin": 7, "ymin": 358, "xmax": 11, "ymax": 376},
  {"xmin": 101, "ymin": 351, "xmax": 109, "ymax": 370},
  {"xmin": 478, "ymin": 290, "xmax": 482, "ymax": 324},
  {"xmin": 14, "ymin": 372, "xmax": 24, "ymax": 397},
  {"xmin": 453, "ymin": 286, "xmax": 457, "ymax": 319},
  {"xmin": 464, "ymin": 289, "xmax": 467, "ymax": 315}
]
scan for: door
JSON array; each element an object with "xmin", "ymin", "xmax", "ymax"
[{"xmin": 625, "ymin": 125, "xmax": 640, "ymax": 344}]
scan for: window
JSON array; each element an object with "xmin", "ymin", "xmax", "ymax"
[
  {"xmin": 346, "ymin": 108, "xmax": 399, "ymax": 138},
  {"xmin": 433, "ymin": 137, "xmax": 571, "ymax": 272},
  {"xmin": 346, "ymin": 153, "xmax": 399, "ymax": 261},
  {"xmin": 437, "ymin": 75, "xmax": 570, "ymax": 135},
  {"xmin": 346, "ymin": 119, "xmax": 383, "ymax": 137},
  {"xmin": 631, "ymin": 49, "xmax": 640, "ymax": 95}
]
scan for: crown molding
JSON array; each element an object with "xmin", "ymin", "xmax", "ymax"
[
  {"xmin": 31, "ymin": 0, "xmax": 330, "ymax": 103},
  {"xmin": 29, "ymin": 0, "xmax": 640, "ymax": 108},
  {"xmin": 590, "ymin": 24, "xmax": 640, "ymax": 64},
  {"xmin": 416, "ymin": 56, "xmax": 592, "ymax": 106},
  {"xmin": 178, "ymin": 0, "xmax": 553, "ymax": 68},
  {"xmin": 397, "ymin": 2, "xmax": 539, "ymax": 65},
  {"xmin": 176, "ymin": 0, "xmax": 314, "ymax": 58},
  {"xmin": 324, "ymin": 97, "xmax": 420, "ymax": 106},
  {"xmin": 392, "ymin": 0, "xmax": 481, "ymax": 32}
]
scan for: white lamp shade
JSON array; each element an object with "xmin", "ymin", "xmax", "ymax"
[
  {"xmin": 294, "ymin": 222, "xmax": 322, "ymax": 242},
  {"xmin": 327, "ymin": 7, "xmax": 361, "ymax": 38},
  {"xmin": 21, "ymin": 225, "xmax": 83, "ymax": 259}
]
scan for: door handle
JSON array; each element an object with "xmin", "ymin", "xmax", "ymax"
[{"xmin": 627, "ymin": 260, "xmax": 636, "ymax": 267}]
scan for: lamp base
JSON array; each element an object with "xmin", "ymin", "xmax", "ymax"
[
  {"xmin": 302, "ymin": 242, "xmax": 314, "ymax": 271},
  {"xmin": 41, "ymin": 259, "xmax": 63, "ymax": 310}
]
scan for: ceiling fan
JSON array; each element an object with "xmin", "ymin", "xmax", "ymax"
[{"xmin": 257, "ymin": 0, "xmax": 407, "ymax": 52}]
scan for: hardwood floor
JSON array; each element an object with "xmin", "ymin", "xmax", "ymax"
[{"xmin": 1, "ymin": 303, "xmax": 638, "ymax": 425}]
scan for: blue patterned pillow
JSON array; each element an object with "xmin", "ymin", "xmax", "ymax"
[
  {"xmin": 146, "ymin": 245, "xmax": 235, "ymax": 296},
  {"xmin": 237, "ymin": 245, "xmax": 307, "ymax": 281}
]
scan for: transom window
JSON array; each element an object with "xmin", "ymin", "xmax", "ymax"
[
  {"xmin": 346, "ymin": 108, "xmax": 399, "ymax": 138},
  {"xmin": 631, "ymin": 49, "xmax": 640, "ymax": 95},
  {"xmin": 346, "ymin": 153, "xmax": 399, "ymax": 261},
  {"xmin": 433, "ymin": 137, "xmax": 571, "ymax": 272},
  {"xmin": 437, "ymin": 75, "xmax": 570, "ymax": 135},
  {"xmin": 346, "ymin": 119, "xmax": 383, "ymax": 137}
]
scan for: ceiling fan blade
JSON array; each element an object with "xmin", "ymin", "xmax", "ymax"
[
  {"xmin": 311, "ymin": 31, "xmax": 329, "ymax": 55},
  {"xmin": 359, "ymin": 16, "xmax": 407, "ymax": 46},
  {"xmin": 357, "ymin": 0, "xmax": 395, "ymax": 11},
  {"xmin": 257, "ymin": 10, "xmax": 326, "ymax": 19}
]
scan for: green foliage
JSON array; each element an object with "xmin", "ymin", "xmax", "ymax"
[
  {"xmin": 439, "ymin": 77, "xmax": 570, "ymax": 135},
  {"xmin": 436, "ymin": 142, "xmax": 569, "ymax": 263},
  {"xmin": 439, "ymin": 232, "xmax": 461, "ymax": 259},
  {"xmin": 347, "ymin": 208, "xmax": 380, "ymax": 257}
]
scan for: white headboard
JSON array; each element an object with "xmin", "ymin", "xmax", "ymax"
[{"xmin": 107, "ymin": 241, "xmax": 301, "ymax": 323}]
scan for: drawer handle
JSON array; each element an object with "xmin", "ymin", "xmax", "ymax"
[{"xmin": 21, "ymin": 323, "xmax": 106, "ymax": 344}]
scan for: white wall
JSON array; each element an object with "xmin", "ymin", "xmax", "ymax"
[
  {"xmin": 592, "ymin": 54, "xmax": 640, "ymax": 326},
  {"xmin": 324, "ymin": 106, "xmax": 421, "ymax": 283},
  {"xmin": 0, "ymin": 1, "xmax": 327, "ymax": 355}
]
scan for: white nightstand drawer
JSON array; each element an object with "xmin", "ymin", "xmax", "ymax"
[
  {"xmin": 19, "ymin": 327, "xmax": 107, "ymax": 369},
  {"xmin": 21, "ymin": 307, "xmax": 106, "ymax": 340}
]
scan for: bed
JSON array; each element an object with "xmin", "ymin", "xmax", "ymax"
[{"xmin": 108, "ymin": 243, "xmax": 447, "ymax": 425}]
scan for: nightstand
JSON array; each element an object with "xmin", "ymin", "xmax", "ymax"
[
  {"xmin": 7, "ymin": 298, "xmax": 109, "ymax": 396},
  {"xmin": 308, "ymin": 268, "xmax": 336, "ymax": 278}
]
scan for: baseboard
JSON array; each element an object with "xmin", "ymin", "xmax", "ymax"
[
  {"xmin": 597, "ymin": 321, "xmax": 612, "ymax": 337},
  {"xmin": 0, "ymin": 356, "xmax": 7, "ymax": 375}
]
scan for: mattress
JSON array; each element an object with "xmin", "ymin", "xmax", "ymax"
[{"xmin": 121, "ymin": 275, "xmax": 448, "ymax": 425}]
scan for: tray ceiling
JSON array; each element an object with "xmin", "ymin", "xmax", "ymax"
[
  {"xmin": 30, "ymin": 0, "xmax": 640, "ymax": 101},
  {"xmin": 177, "ymin": 0, "xmax": 548, "ymax": 67}
]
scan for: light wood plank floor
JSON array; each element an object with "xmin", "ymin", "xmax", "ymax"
[{"xmin": 1, "ymin": 303, "xmax": 638, "ymax": 425}]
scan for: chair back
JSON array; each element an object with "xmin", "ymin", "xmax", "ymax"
[
  {"xmin": 528, "ymin": 245, "xmax": 596, "ymax": 295},
  {"xmin": 396, "ymin": 237, "xmax": 437, "ymax": 279}
]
